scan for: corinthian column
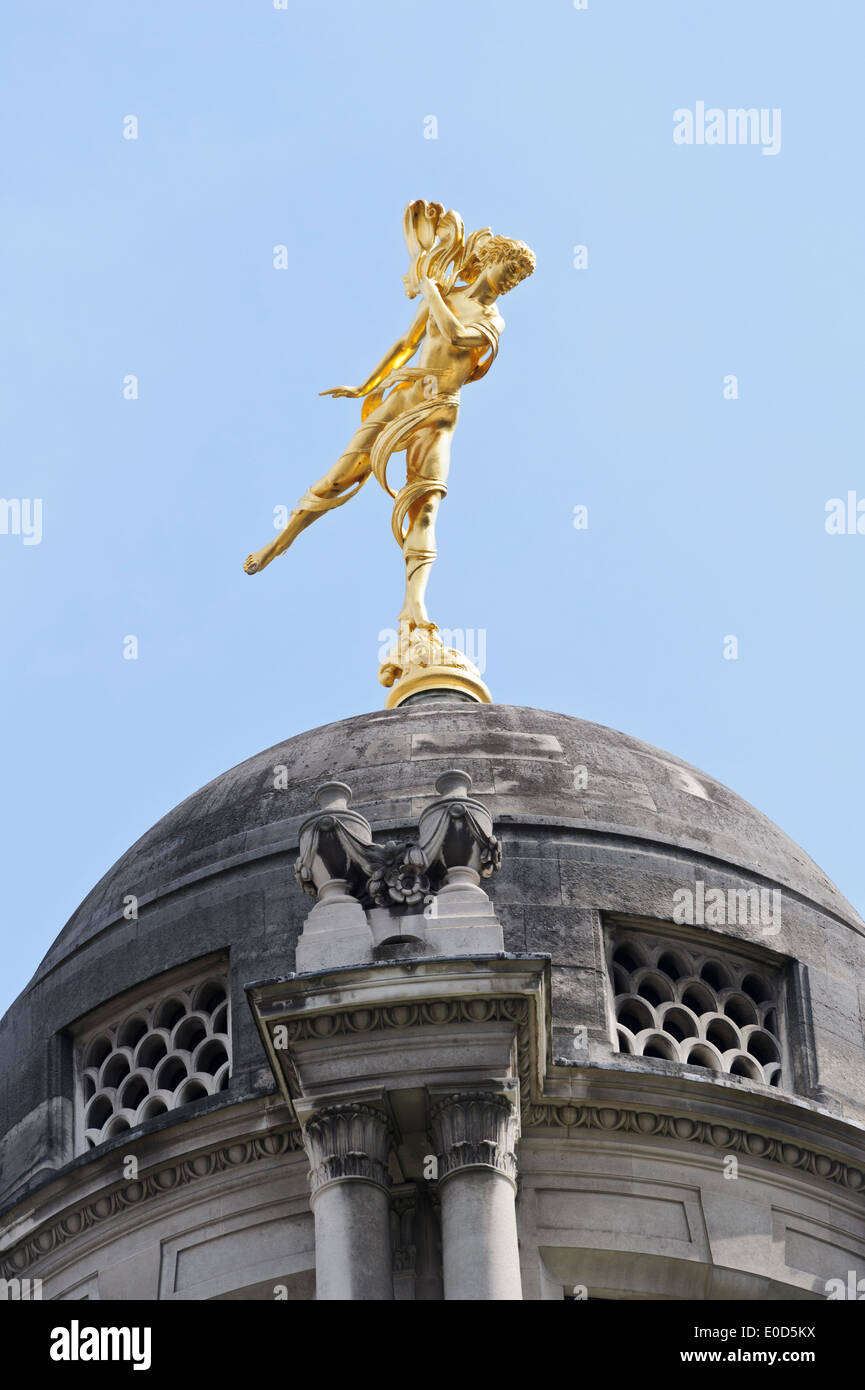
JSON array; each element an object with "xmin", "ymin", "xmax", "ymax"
[
  {"xmin": 302, "ymin": 1102, "xmax": 394, "ymax": 1300},
  {"xmin": 429, "ymin": 1088, "xmax": 522, "ymax": 1301}
]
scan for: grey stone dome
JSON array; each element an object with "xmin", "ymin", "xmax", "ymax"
[{"xmin": 39, "ymin": 702, "xmax": 863, "ymax": 982}]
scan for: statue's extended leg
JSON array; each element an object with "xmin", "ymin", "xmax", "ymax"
[
  {"xmin": 395, "ymin": 429, "xmax": 451, "ymax": 625},
  {"xmin": 399, "ymin": 499, "xmax": 441, "ymax": 627},
  {"xmin": 244, "ymin": 422, "xmax": 379, "ymax": 574}
]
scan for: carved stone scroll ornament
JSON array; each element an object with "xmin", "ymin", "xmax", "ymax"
[
  {"xmin": 294, "ymin": 770, "xmax": 500, "ymax": 911},
  {"xmin": 292, "ymin": 772, "xmax": 504, "ymax": 969},
  {"xmin": 417, "ymin": 769, "xmax": 502, "ymax": 887},
  {"xmin": 294, "ymin": 782, "xmax": 373, "ymax": 900}
]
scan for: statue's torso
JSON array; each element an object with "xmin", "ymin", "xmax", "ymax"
[{"xmin": 417, "ymin": 290, "xmax": 504, "ymax": 391}]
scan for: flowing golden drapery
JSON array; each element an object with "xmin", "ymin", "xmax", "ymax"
[{"xmin": 362, "ymin": 314, "xmax": 501, "ymax": 548}]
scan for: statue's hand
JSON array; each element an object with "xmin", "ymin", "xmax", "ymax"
[
  {"xmin": 319, "ymin": 385, "xmax": 362, "ymax": 398},
  {"xmin": 419, "ymin": 276, "xmax": 441, "ymax": 301}
]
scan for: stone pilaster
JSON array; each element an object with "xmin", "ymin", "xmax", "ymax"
[{"xmin": 390, "ymin": 1183, "xmax": 418, "ymax": 1300}]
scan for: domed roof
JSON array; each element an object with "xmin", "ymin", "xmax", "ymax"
[{"xmin": 37, "ymin": 703, "xmax": 862, "ymax": 982}]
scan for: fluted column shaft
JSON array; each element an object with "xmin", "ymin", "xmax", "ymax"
[
  {"xmin": 303, "ymin": 1103, "xmax": 393, "ymax": 1300},
  {"xmin": 429, "ymin": 1089, "xmax": 522, "ymax": 1301}
]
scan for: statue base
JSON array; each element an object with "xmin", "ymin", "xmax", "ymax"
[{"xmin": 379, "ymin": 620, "xmax": 491, "ymax": 709}]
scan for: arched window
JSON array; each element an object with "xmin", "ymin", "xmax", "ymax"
[
  {"xmin": 75, "ymin": 970, "xmax": 231, "ymax": 1152},
  {"xmin": 607, "ymin": 928, "xmax": 785, "ymax": 1088}
]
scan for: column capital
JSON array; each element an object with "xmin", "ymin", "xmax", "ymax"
[
  {"xmin": 302, "ymin": 1101, "xmax": 393, "ymax": 1198},
  {"xmin": 428, "ymin": 1086, "xmax": 519, "ymax": 1187}
]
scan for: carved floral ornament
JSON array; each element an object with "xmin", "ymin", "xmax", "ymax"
[{"xmin": 293, "ymin": 770, "xmax": 501, "ymax": 911}]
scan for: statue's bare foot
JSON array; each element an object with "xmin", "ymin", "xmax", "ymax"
[
  {"xmin": 244, "ymin": 510, "xmax": 312, "ymax": 574},
  {"xmin": 244, "ymin": 544, "xmax": 275, "ymax": 575}
]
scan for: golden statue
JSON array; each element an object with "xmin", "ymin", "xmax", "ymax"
[{"xmin": 244, "ymin": 200, "xmax": 535, "ymax": 706}]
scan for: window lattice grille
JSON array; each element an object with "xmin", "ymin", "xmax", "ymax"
[
  {"xmin": 608, "ymin": 930, "xmax": 783, "ymax": 1087},
  {"xmin": 77, "ymin": 975, "xmax": 231, "ymax": 1149}
]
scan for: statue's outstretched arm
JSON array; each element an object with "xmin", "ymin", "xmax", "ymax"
[{"xmin": 320, "ymin": 302, "xmax": 429, "ymax": 400}]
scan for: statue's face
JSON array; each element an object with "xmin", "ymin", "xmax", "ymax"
[{"xmin": 484, "ymin": 259, "xmax": 511, "ymax": 296}]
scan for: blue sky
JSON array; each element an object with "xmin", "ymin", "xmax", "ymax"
[{"xmin": 2, "ymin": 0, "xmax": 863, "ymax": 1015}]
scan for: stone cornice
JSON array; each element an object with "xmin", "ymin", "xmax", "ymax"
[
  {"xmin": 247, "ymin": 955, "xmax": 548, "ymax": 1117},
  {"xmin": 284, "ymin": 996, "xmax": 534, "ymax": 1112},
  {"xmin": 0, "ymin": 1090, "xmax": 283, "ymax": 1225},
  {"xmin": 523, "ymin": 1097, "xmax": 865, "ymax": 1194},
  {"xmin": 0, "ymin": 1124, "xmax": 303, "ymax": 1280},
  {"xmin": 522, "ymin": 1074, "xmax": 865, "ymax": 1201},
  {"xmin": 553, "ymin": 1060, "xmax": 865, "ymax": 1157}
]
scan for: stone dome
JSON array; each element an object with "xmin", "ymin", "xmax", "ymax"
[{"xmin": 36, "ymin": 702, "xmax": 863, "ymax": 985}]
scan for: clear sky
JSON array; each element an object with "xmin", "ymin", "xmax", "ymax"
[{"xmin": 2, "ymin": 0, "xmax": 863, "ymax": 1016}]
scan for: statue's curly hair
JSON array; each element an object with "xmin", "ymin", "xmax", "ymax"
[{"xmin": 473, "ymin": 235, "xmax": 536, "ymax": 294}]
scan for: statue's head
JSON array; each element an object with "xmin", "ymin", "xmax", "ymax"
[
  {"xmin": 475, "ymin": 235, "xmax": 536, "ymax": 295},
  {"xmin": 401, "ymin": 202, "xmax": 537, "ymax": 300}
]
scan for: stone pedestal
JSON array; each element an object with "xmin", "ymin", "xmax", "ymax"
[
  {"xmin": 301, "ymin": 1102, "xmax": 394, "ymax": 1300},
  {"xmin": 429, "ymin": 1088, "xmax": 523, "ymax": 1301},
  {"xmin": 423, "ymin": 865, "xmax": 504, "ymax": 954},
  {"xmin": 291, "ymin": 768, "xmax": 506, "ymax": 967},
  {"xmin": 295, "ymin": 882, "xmax": 373, "ymax": 973}
]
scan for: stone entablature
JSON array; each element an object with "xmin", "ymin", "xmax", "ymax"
[{"xmin": 0, "ymin": 1098, "xmax": 305, "ymax": 1286}]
